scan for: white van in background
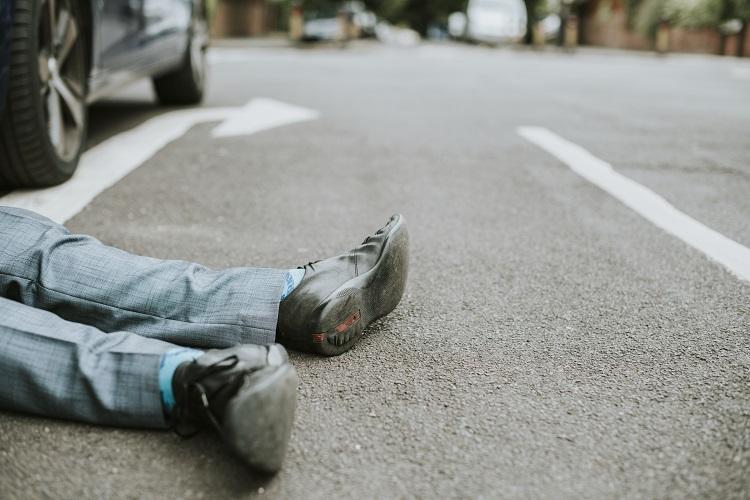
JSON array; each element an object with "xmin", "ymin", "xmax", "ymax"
[{"xmin": 449, "ymin": 0, "xmax": 528, "ymax": 44}]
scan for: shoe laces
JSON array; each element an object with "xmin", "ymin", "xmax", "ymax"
[
  {"xmin": 298, "ymin": 260, "xmax": 321, "ymax": 271},
  {"xmin": 169, "ymin": 354, "xmax": 240, "ymax": 439}
]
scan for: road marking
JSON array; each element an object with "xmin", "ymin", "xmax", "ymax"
[
  {"xmin": 0, "ymin": 98, "xmax": 320, "ymax": 224},
  {"xmin": 212, "ymin": 98, "xmax": 319, "ymax": 138},
  {"xmin": 518, "ymin": 126, "xmax": 750, "ymax": 282}
]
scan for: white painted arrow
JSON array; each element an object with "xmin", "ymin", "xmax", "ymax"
[
  {"xmin": 212, "ymin": 98, "xmax": 320, "ymax": 138},
  {"xmin": 0, "ymin": 98, "xmax": 320, "ymax": 224}
]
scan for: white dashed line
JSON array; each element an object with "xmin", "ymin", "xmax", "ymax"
[{"xmin": 518, "ymin": 126, "xmax": 750, "ymax": 283}]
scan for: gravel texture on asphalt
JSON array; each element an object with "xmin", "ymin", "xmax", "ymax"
[{"xmin": 1, "ymin": 43, "xmax": 748, "ymax": 499}]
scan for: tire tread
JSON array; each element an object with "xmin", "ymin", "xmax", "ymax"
[{"xmin": 0, "ymin": 0, "xmax": 86, "ymax": 189}]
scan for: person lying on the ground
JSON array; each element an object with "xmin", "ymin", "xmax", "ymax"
[{"xmin": 0, "ymin": 207, "xmax": 409, "ymax": 473}]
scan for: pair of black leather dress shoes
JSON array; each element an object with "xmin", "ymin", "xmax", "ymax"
[{"xmin": 170, "ymin": 215, "xmax": 409, "ymax": 474}]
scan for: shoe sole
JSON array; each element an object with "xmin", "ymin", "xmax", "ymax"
[
  {"xmin": 310, "ymin": 215, "xmax": 409, "ymax": 356},
  {"xmin": 223, "ymin": 363, "xmax": 298, "ymax": 474}
]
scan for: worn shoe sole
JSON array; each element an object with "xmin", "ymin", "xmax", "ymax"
[
  {"xmin": 309, "ymin": 214, "xmax": 409, "ymax": 356},
  {"xmin": 223, "ymin": 363, "xmax": 298, "ymax": 474}
]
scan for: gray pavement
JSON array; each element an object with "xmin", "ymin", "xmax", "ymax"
[{"xmin": 1, "ymin": 42, "xmax": 749, "ymax": 499}]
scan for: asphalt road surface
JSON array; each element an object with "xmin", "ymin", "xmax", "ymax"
[{"xmin": 1, "ymin": 41, "xmax": 749, "ymax": 499}]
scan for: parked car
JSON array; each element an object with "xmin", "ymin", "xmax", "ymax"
[
  {"xmin": 302, "ymin": 4, "xmax": 342, "ymax": 41},
  {"xmin": 350, "ymin": 2, "xmax": 376, "ymax": 37},
  {"xmin": 448, "ymin": 0, "xmax": 527, "ymax": 45},
  {"xmin": 301, "ymin": 1, "xmax": 375, "ymax": 41},
  {"xmin": 0, "ymin": 0, "xmax": 209, "ymax": 189}
]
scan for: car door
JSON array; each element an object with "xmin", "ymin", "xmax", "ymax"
[
  {"xmin": 96, "ymin": 0, "xmax": 144, "ymax": 73},
  {"xmin": 139, "ymin": 0, "xmax": 189, "ymax": 68}
]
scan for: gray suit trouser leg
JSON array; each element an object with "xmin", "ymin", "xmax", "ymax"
[{"xmin": 0, "ymin": 206, "xmax": 287, "ymax": 428}]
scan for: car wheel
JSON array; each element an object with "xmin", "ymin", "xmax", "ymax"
[
  {"xmin": 152, "ymin": 2, "xmax": 208, "ymax": 105},
  {"xmin": 0, "ymin": 0, "xmax": 87, "ymax": 189}
]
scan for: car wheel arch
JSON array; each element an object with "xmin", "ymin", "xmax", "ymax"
[{"xmin": 79, "ymin": 0, "xmax": 94, "ymax": 82}]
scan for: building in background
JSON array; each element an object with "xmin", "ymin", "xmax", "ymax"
[
  {"xmin": 211, "ymin": 0, "xmax": 289, "ymax": 37},
  {"xmin": 578, "ymin": 0, "xmax": 749, "ymax": 56}
]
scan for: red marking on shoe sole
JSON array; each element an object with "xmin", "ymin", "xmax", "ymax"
[
  {"xmin": 311, "ymin": 311, "xmax": 362, "ymax": 344},
  {"xmin": 335, "ymin": 310, "xmax": 361, "ymax": 333}
]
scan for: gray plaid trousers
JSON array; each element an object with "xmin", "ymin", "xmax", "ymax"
[{"xmin": 0, "ymin": 206, "xmax": 286, "ymax": 428}]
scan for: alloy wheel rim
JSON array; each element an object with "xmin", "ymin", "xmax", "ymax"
[{"xmin": 38, "ymin": 0, "xmax": 85, "ymax": 162}]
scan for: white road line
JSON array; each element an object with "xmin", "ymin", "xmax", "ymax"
[
  {"xmin": 518, "ymin": 126, "xmax": 750, "ymax": 283},
  {"xmin": 212, "ymin": 98, "xmax": 319, "ymax": 138},
  {"xmin": 0, "ymin": 98, "xmax": 319, "ymax": 224}
]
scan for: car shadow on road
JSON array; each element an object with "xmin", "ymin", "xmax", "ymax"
[
  {"xmin": 0, "ymin": 100, "xmax": 181, "ymax": 199},
  {"xmin": 87, "ymin": 100, "xmax": 185, "ymax": 150}
]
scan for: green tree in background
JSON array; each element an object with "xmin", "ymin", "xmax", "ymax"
[
  {"xmin": 729, "ymin": 0, "xmax": 750, "ymax": 18},
  {"xmin": 363, "ymin": 0, "xmax": 466, "ymax": 33},
  {"xmin": 631, "ymin": 0, "xmax": 750, "ymax": 36},
  {"xmin": 665, "ymin": 0, "xmax": 724, "ymax": 28}
]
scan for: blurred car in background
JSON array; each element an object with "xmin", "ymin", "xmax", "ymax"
[
  {"xmin": 538, "ymin": 13, "xmax": 561, "ymax": 41},
  {"xmin": 302, "ymin": 4, "xmax": 341, "ymax": 41},
  {"xmin": 0, "ymin": 0, "xmax": 209, "ymax": 189},
  {"xmin": 302, "ymin": 1, "xmax": 375, "ymax": 41},
  {"xmin": 351, "ymin": 3, "xmax": 377, "ymax": 37},
  {"xmin": 374, "ymin": 22, "xmax": 421, "ymax": 46},
  {"xmin": 449, "ymin": 0, "xmax": 527, "ymax": 44}
]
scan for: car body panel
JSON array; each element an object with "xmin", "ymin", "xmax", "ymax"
[
  {"xmin": 87, "ymin": 0, "xmax": 191, "ymax": 102},
  {"xmin": 303, "ymin": 18, "xmax": 341, "ymax": 41},
  {"xmin": 0, "ymin": 0, "xmax": 194, "ymax": 110},
  {"xmin": 95, "ymin": 0, "xmax": 144, "ymax": 72},
  {"xmin": 467, "ymin": 0, "xmax": 527, "ymax": 43},
  {"xmin": 450, "ymin": 0, "xmax": 527, "ymax": 44}
]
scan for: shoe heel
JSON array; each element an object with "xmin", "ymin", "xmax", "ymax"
[
  {"xmin": 312, "ymin": 218, "xmax": 409, "ymax": 357},
  {"xmin": 312, "ymin": 292, "xmax": 366, "ymax": 356},
  {"xmin": 223, "ymin": 364, "xmax": 298, "ymax": 473},
  {"xmin": 364, "ymin": 219, "xmax": 409, "ymax": 317}
]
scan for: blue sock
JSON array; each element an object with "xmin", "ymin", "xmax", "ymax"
[
  {"xmin": 158, "ymin": 348, "xmax": 204, "ymax": 415},
  {"xmin": 280, "ymin": 268, "xmax": 305, "ymax": 300}
]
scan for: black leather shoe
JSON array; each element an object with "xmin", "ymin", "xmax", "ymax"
[
  {"xmin": 277, "ymin": 214, "xmax": 409, "ymax": 356},
  {"xmin": 170, "ymin": 344, "xmax": 298, "ymax": 474}
]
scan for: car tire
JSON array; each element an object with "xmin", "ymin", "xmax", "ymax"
[
  {"xmin": 152, "ymin": 3, "xmax": 208, "ymax": 106},
  {"xmin": 0, "ymin": 0, "xmax": 88, "ymax": 189}
]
